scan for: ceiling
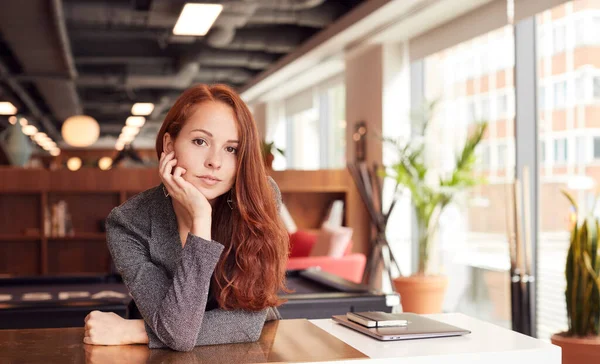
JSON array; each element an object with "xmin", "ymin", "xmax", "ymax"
[{"xmin": 0, "ymin": 0, "xmax": 364, "ymax": 148}]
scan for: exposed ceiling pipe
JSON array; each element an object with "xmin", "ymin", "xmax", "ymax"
[
  {"xmin": 0, "ymin": 0, "xmax": 82, "ymax": 131},
  {"xmin": 196, "ymin": 51, "xmax": 276, "ymax": 69},
  {"xmin": 247, "ymin": 0, "xmax": 326, "ymax": 11},
  {"xmin": 76, "ymin": 56, "xmax": 172, "ymax": 67},
  {"xmin": 248, "ymin": 4, "xmax": 338, "ymax": 27},
  {"xmin": 76, "ymin": 62, "xmax": 199, "ymax": 89},
  {"xmin": 63, "ymin": 0, "xmax": 335, "ymax": 29},
  {"xmin": 0, "ymin": 60, "xmax": 61, "ymax": 141},
  {"xmin": 206, "ymin": 27, "xmax": 307, "ymax": 53}
]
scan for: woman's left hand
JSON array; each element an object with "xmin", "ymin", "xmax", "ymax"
[{"xmin": 84, "ymin": 311, "xmax": 143, "ymax": 345}]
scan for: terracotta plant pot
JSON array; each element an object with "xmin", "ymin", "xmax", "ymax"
[
  {"xmin": 392, "ymin": 275, "xmax": 448, "ymax": 314},
  {"xmin": 551, "ymin": 333, "xmax": 600, "ymax": 364},
  {"xmin": 265, "ymin": 153, "xmax": 275, "ymax": 169}
]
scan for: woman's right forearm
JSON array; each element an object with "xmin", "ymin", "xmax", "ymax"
[
  {"xmin": 127, "ymin": 319, "xmax": 150, "ymax": 345},
  {"xmin": 191, "ymin": 216, "xmax": 212, "ymax": 241}
]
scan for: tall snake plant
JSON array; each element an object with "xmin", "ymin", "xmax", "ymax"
[{"xmin": 562, "ymin": 190, "xmax": 600, "ymax": 337}]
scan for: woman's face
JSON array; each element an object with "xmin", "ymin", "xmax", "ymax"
[{"xmin": 163, "ymin": 101, "xmax": 239, "ymax": 203}]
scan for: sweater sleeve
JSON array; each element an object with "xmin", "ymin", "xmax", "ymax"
[{"xmin": 106, "ymin": 210, "xmax": 266, "ymax": 351}]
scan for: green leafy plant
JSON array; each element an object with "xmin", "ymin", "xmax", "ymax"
[
  {"xmin": 382, "ymin": 101, "xmax": 488, "ymax": 275},
  {"xmin": 261, "ymin": 141, "xmax": 284, "ymax": 160},
  {"xmin": 561, "ymin": 190, "xmax": 600, "ymax": 337}
]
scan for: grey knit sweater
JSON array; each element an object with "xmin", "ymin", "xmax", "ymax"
[{"xmin": 106, "ymin": 178, "xmax": 282, "ymax": 352}]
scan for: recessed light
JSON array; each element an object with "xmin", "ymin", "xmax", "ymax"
[
  {"xmin": 22, "ymin": 125, "xmax": 38, "ymax": 136},
  {"xmin": 126, "ymin": 116, "xmax": 146, "ymax": 128},
  {"xmin": 173, "ymin": 3, "xmax": 223, "ymax": 36},
  {"xmin": 0, "ymin": 102, "xmax": 17, "ymax": 115},
  {"xmin": 131, "ymin": 103, "xmax": 154, "ymax": 116},
  {"xmin": 122, "ymin": 125, "xmax": 140, "ymax": 136}
]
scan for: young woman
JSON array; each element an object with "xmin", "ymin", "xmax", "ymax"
[{"xmin": 83, "ymin": 84, "xmax": 289, "ymax": 352}]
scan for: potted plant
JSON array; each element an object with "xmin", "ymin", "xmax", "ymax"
[
  {"xmin": 382, "ymin": 102, "xmax": 487, "ymax": 313},
  {"xmin": 261, "ymin": 140, "xmax": 284, "ymax": 169},
  {"xmin": 550, "ymin": 191, "xmax": 600, "ymax": 364}
]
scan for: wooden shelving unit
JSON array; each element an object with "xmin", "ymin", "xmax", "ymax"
[
  {"xmin": 0, "ymin": 168, "xmax": 161, "ymax": 276},
  {"xmin": 0, "ymin": 167, "xmax": 369, "ymax": 277}
]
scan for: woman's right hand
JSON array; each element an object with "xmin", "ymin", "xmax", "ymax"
[{"xmin": 159, "ymin": 151, "xmax": 212, "ymax": 224}]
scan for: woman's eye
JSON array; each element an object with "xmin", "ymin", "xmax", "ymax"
[
  {"xmin": 193, "ymin": 138, "xmax": 207, "ymax": 146},
  {"xmin": 226, "ymin": 146, "xmax": 238, "ymax": 154}
]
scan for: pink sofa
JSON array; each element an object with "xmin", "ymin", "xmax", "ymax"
[{"xmin": 286, "ymin": 230, "xmax": 366, "ymax": 283}]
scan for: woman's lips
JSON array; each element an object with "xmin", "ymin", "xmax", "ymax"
[{"xmin": 198, "ymin": 176, "xmax": 219, "ymax": 186}]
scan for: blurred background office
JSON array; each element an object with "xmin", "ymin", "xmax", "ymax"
[{"xmin": 0, "ymin": 0, "xmax": 599, "ymax": 344}]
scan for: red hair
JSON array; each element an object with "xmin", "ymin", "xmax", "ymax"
[{"xmin": 156, "ymin": 84, "xmax": 289, "ymax": 310}]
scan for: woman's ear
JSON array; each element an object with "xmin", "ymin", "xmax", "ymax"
[{"xmin": 163, "ymin": 133, "xmax": 174, "ymax": 154}]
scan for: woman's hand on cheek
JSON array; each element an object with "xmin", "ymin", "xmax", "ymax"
[{"xmin": 159, "ymin": 151, "xmax": 212, "ymax": 222}]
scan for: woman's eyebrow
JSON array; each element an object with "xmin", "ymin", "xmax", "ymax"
[{"xmin": 190, "ymin": 128, "xmax": 238, "ymax": 143}]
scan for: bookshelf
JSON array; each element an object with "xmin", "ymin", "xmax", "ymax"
[{"xmin": 0, "ymin": 168, "xmax": 369, "ymax": 277}]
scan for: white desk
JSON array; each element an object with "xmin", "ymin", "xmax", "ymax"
[{"xmin": 309, "ymin": 313, "xmax": 561, "ymax": 364}]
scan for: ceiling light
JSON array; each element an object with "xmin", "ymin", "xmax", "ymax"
[
  {"xmin": 0, "ymin": 102, "xmax": 17, "ymax": 115},
  {"xmin": 67, "ymin": 157, "xmax": 82, "ymax": 171},
  {"xmin": 62, "ymin": 115, "xmax": 100, "ymax": 147},
  {"xmin": 115, "ymin": 141, "xmax": 125, "ymax": 151},
  {"xmin": 33, "ymin": 132, "xmax": 48, "ymax": 143},
  {"xmin": 122, "ymin": 125, "xmax": 140, "ymax": 137},
  {"xmin": 173, "ymin": 3, "xmax": 223, "ymax": 36},
  {"xmin": 50, "ymin": 148, "xmax": 61, "ymax": 157},
  {"xmin": 8, "ymin": 116, "xmax": 17, "ymax": 125},
  {"xmin": 98, "ymin": 157, "xmax": 113, "ymax": 171},
  {"xmin": 126, "ymin": 116, "xmax": 146, "ymax": 128},
  {"xmin": 41, "ymin": 143, "xmax": 53, "ymax": 151},
  {"xmin": 19, "ymin": 117, "xmax": 28, "ymax": 126},
  {"xmin": 131, "ymin": 103, "xmax": 154, "ymax": 116},
  {"xmin": 22, "ymin": 125, "xmax": 38, "ymax": 136},
  {"xmin": 42, "ymin": 141, "xmax": 57, "ymax": 149},
  {"xmin": 119, "ymin": 133, "xmax": 135, "ymax": 143}
]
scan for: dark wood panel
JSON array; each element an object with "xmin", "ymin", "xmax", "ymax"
[
  {"xmin": 0, "ymin": 168, "xmax": 48, "ymax": 191},
  {"xmin": 47, "ymin": 193, "xmax": 119, "ymax": 234},
  {"xmin": 47, "ymin": 239, "xmax": 110, "ymax": 274},
  {"xmin": 0, "ymin": 194, "xmax": 41, "ymax": 235},
  {"xmin": 0, "ymin": 241, "xmax": 39, "ymax": 276}
]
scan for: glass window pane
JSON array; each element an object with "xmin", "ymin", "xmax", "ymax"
[
  {"xmin": 424, "ymin": 25, "xmax": 514, "ymax": 330},
  {"xmin": 553, "ymin": 24, "xmax": 566, "ymax": 54},
  {"xmin": 554, "ymin": 81, "xmax": 566, "ymax": 108},
  {"xmin": 594, "ymin": 77, "xmax": 600, "ymax": 99},
  {"xmin": 593, "ymin": 137, "xmax": 600, "ymax": 159},
  {"xmin": 537, "ymin": 0, "xmax": 600, "ymax": 342}
]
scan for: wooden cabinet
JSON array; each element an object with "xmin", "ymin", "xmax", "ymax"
[{"xmin": 0, "ymin": 168, "xmax": 368, "ymax": 277}]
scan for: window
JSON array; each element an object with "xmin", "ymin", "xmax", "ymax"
[
  {"xmin": 424, "ymin": 25, "xmax": 514, "ymax": 331},
  {"xmin": 575, "ymin": 17, "xmax": 586, "ymax": 46},
  {"xmin": 554, "ymin": 138, "xmax": 567, "ymax": 164},
  {"xmin": 481, "ymin": 145, "xmax": 491, "ymax": 169},
  {"xmin": 497, "ymin": 143, "xmax": 507, "ymax": 168},
  {"xmin": 497, "ymin": 94, "xmax": 508, "ymax": 116},
  {"xmin": 593, "ymin": 137, "xmax": 600, "ymax": 159},
  {"xmin": 594, "ymin": 17, "xmax": 600, "ymax": 45},
  {"xmin": 594, "ymin": 77, "xmax": 600, "ymax": 99},
  {"xmin": 553, "ymin": 24, "xmax": 566, "ymax": 54},
  {"xmin": 536, "ymin": 2, "xmax": 600, "ymax": 342},
  {"xmin": 467, "ymin": 101, "xmax": 477, "ymax": 124},
  {"xmin": 554, "ymin": 81, "xmax": 566, "ymax": 108},
  {"xmin": 538, "ymin": 86, "xmax": 546, "ymax": 110},
  {"xmin": 273, "ymin": 79, "xmax": 346, "ymax": 170},
  {"xmin": 481, "ymin": 97, "xmax": 490, "ymax": 122},
  {"xmin": 540, "ymin": 140, "xmax": 546, "ymax": 162},
  {"xmin": 575, "ymin": 75, "xmax": 585, "ymax": 100},
  {"xmin": 576, "ymin": 136, "xmax": 587, "ymax": 163}
]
